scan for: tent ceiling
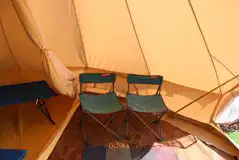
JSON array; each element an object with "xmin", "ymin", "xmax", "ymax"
[
  {"xmin": 22, "ymin": 0, "xmax": 86, "ymax": 67},
  {"xmin": 74, "ymin": 0, "xmax": 149, "ymax": 74},
  {"xmin": 125, "ymin": 0, "xmax": 219, "ymax": 91},
  {"xmin": 1, "ymin": 0, "xmax": 238, "ymax": 93},
  {"xmin": 0, "ymin": 0, "xmax": 42, "ymax": 72},
  {"xmin": 74, "ymin": 0, "xmax": 239, "ymax": 92},
  {"xmin": 191, "ymin": 0, "xmax": 239, "ymax": 83},
  {"xmin": 0, "ymin": 23, "xmax": 17, "ymax": 71}
]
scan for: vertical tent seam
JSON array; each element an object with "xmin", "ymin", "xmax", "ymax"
[
  {"xmin": 0, "ymin": 19, "xmax": 21, "ymax": 71},
  {"xmin": 11, "ymin": 0, "xmax": 51, "ymax": 83},
  {"xmin": 188, "ymin": 0, "xmax": 222, "ymax": 95},
  {"xmin": 13, "ymin": 0, "xmax": 44, "ymax": 49},
  {"xmin": 124, "ymin": 0, "xmax": 151, "ymax": 75},
  {"xmin": 72, "ymin": 0, "xmax": 88, "ymax": 69}
]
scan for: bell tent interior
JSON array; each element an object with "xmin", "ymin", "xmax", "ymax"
[{"xmin": 0, "ymin": 0, "xmax": 239, "ymax": 159}]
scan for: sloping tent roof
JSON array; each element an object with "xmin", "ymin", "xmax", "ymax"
[{"xmin": 1, "ymin": 0, "xmax": 239, "ymax": 158}]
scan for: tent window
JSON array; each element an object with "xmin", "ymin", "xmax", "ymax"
[
  {"xmin": 215, "ymin": 96, "xmax": 239, "ymax": 125},
  {"xmin": 215, "ymin": 96, "xmax": 239, "ymax": 149}
]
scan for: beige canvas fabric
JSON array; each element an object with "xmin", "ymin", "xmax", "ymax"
[
  {"xmin": 0, "ymin": 0, "xmax": 44, "ymax": 80},
  {"xmin": 0, "ymin": 0, "xmax": 239, "ymax": 158},
  {"xmin": 14, "ymin": 0, "xmax": 86, "ymax": 67}
]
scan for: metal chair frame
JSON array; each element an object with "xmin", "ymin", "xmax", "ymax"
[
  {"xmin": 125, "ymin": 74, "xmax": 167, "ymax": 141},
  {"xmin": 79, "ymin": 73, "xmax": 123, "ymax": 145}
]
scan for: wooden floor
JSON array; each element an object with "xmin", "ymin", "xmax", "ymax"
[
  {"xmin": 48, "ymin": 108, "xmax": 234, "ymax": 160},
  {"xmin": 0, "ymin": 95, "xmax": 76, "ymax": 160}
]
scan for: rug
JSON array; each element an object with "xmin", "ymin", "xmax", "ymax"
[
  {"xmin": 48, "ymin": 107, "xmax": 234, "ymax": 160},
  {"xmin": 82, "ymin": 146, "xmax": 179, "ymax": 160}
]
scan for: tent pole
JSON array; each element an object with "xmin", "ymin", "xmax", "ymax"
[
  {"xmin": 176, "ymin": 75, "xmax": 239, "ymax": 113},
  {"xmin": 211, "ymin": 55, "xmax": 239, "ymax": 81},
  {"xmin": 188, "ymin": 0, "xmax": 222, "ymax": 94},
  {"xmin": 124, "ymin": 0, "xmax": 150, "ymax": 75}
]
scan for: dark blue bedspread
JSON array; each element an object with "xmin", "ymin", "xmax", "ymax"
[
  {"xmin": 0, "ymin": 149, "xmax": 27, "ymax": 160},
  {"xmin": 0, "ymin": 81, "xmax": 57, "ymax": 107}
]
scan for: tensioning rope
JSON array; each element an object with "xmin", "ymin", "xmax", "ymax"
[
  {"xmin": 124, "ymin": 0, "xmax": 151, "ymax": 75},
  {"xmin": 188, "ymin": 0, "xmax": 222, "ymax": 95},
  {"xmin": 176, "ymin": 74, "xmax": 239, "ymax": 113},
  {"xmin": 211, "ymin": 55, "xmax": 239, "ymax": 81}
]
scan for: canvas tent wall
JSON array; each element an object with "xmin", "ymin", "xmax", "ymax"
[
  {"xmin": 0, "ymin": 0, "xmax": 82, "ymax": 97},
  {"xmin": 0, "ymin": 0, "xmax": 239, "ymax": 159}
]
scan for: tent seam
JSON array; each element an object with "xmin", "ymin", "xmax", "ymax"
[
  {"xmin": 18, "ymin": 0, "xmax": 44, "ymax": 48},
  {"xmin": 124, "ymin": 0, "xmax": 151, "ymax": 75},
  {"xmin": 11, "ymin": 0, "xmax": 51, "ymax": 83},
  {"xmin": 71, "ymin": 0, "xmax": 88, "ymax": 68},
  {"xmin": 188, "ymin": 0, "xmax": 222, "ymax": 95},
  {"xmin": 0, "ymin": 19, "xmax": 21, "ymax": 71}
]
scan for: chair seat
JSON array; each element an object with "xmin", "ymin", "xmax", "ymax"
[
  {"xmin": 80, "ymin": 92, "xmax": 123, "ymax": 114},
  {"xmin": 126, "ymin": 93, "xmax": 168, "ymax": 113}
]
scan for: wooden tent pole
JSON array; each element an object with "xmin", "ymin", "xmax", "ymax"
[{"xmin": 176, "ymin": 75, "xmax": 239, "ymax": 113}]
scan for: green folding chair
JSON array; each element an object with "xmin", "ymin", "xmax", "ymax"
[
  {"xmin": 79, "ymin": 73, "xmax": 123, "ymax": 144},
  {"xmin": 125, "ymin": 74, "xmax": 168, "ymax": 141}
]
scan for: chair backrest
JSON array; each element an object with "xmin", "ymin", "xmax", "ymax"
[
  {"xmin": 127, "ymin": 74, "xmax": 163, "ymax": 95},
  {"xmin": 79, "ymin": 73, "xmax": 116, "ymax": 93}
]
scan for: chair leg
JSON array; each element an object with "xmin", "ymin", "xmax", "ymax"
[
  {"xmin": 147, "ymin": 116, "xmax": 159, "ymax": 125},
  {"xmin": 159, "ymin": 121, "xmax": 163, "ymax": 141},
  {"xmin": 117, "ymin": 110, "xmax": 126, "ymax": 140},
  {"xmin": 139, "ymin": 115, "xmax": 161, "ymax": 131},
  {"xmin": 80, "ymin": 112, "xmax": 89, "ymax": 146},
  {"xmin": 132, "ymin": 111, "xmax": 162, "ymax": 141},
  {"xmin": 105, "ymin": 111, "xmax": 122, "ymax": 140},
  {"xmin": 36, "ymin": 98, "xmax": 55, "ymax": 125},
  {"xmin": 125, "ymin": 109, "xmax": 129, "ymax": 140},
  {"xmin": 117, "ymin": 116, "xmax": 121, "ymax": 140},
  {"xmin": 155, "ymin": 113, "xmax": 165, "ymax": 140},
  {"xmin": 104, "ymin": 112, "xmax": 120, "ymax": 126},
  {"xmin": 153, "ymin": 118, "xmax": 160, "ymax": 124},
  {"xmin": 153, "ymin": 113, "xmax": 165, "ymax": 124},
  {"xmin": 87, "ymin": 113, "xmax": 120, "ymax": 139},
  {"xmin": 127, "ymin": 113, "xmax": 133, "ymax": 122}
]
